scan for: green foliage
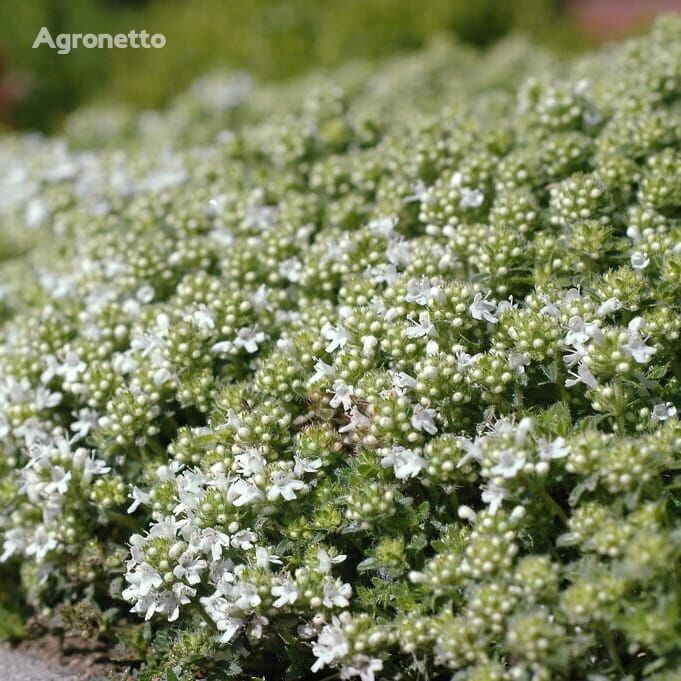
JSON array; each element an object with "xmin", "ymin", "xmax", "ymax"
[
  {"xmin": 0, "ymin": 0, "xmax": 141, "ymax": 131},
  {"xmin": 0, "ymin": 13, "xmax": 681, "ymax": 681},
  {"xmin": 0, "ymin": 0, "xmax": 578, "ymax": 131}
]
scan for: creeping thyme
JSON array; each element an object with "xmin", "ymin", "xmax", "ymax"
[{"xmin": 1, "ymin": 15, "xmax": 681, "ymax": 681}]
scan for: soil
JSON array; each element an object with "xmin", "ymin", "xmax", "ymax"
[{"xmin": 2, "ymin": 636, "xmax": 134, "ymax": 680}]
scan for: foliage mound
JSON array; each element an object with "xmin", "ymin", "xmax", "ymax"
[{"xmin": 1, "ymin": 17, "xmax": 681, "ymax": 681}]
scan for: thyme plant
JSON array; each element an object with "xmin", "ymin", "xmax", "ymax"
[{"xmin": 1, "ymin": 16, "xmax": 680, "ymax": 681}]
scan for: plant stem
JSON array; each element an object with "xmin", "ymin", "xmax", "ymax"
[
  {"xmin": 107, "ymin": 510, "xmax": 141, "ymax": 532},
  {"xmin": 614, "ymin": 376, "xmax": 626, "ymax": 434},
  {"xmin": 538, "ymin": 486, "xmax": 569, "ymax": 526},
  {"xmin": 555, "ymin": 352, "xmax": 572, "ymax": 426},
  {"xmin": 601, "ymin": 625, "xmax": 624, "ymax": 676},
  {"xmin": 514, "ymin": 384, "xmax": 524, "ymax": 410}
]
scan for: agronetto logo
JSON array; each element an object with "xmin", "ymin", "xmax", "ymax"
[{"xmin": 32, "ymin": 27, "xmax": 166, "ymax": 55}]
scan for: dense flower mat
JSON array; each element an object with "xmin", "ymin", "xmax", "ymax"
[{"xmin": 1, "ymin": 16, "xmax": 680, "ymax": 681}]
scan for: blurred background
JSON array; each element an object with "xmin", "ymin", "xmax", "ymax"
[{"xmin": 0, "ymin": 0, "xmax": 679, "ymax": 133}]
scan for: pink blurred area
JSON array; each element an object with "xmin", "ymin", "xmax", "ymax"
[{"xmin": 568, "ymin": 0, "xmax": 681, "ymax": 38}]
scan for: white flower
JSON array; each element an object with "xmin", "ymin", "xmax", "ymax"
[
  {"xmin": 0, "ymin": 527, "xmax": 26, "ymax": 563},
  {"xmin": 365, "ymin": 263, "xmax": 399, "ymax": 285},
  {"xmin": 128, "ymin": 486, "xmax": 151, "ymax": 514},
  {"xmin": 497, "ymin": 298, "xmax": 515, "ymax": 316},
  {"xmin": 0, "ymin": 412, "xmax": 9, "ymax": 440},
  {"xmin": 651, "ymin": 402, "xmax": 677, "ymax": 422},
  {"xmin": 34, "ymin": 387, "xmax": 62, "ymax": 410},
  {"xmin": 191, "ymin": 528, "xmax": 231, "ymax": 561},
  {"xmin": 539, "ymin": 295, "xmax": 561, "ymax": 318},
  {"xmin": 267, "ymin": 471, "xmax": 305, "ymax": 501},
  {"xmin": 279, "ymin": 257, "xmax": 303, "ymax": 282},
  {"xmin": 405, "ymin": 277, "xmax": 430, "ymax": 305},
  {"xmin": 330, "ymin": 381, "xmax": 354, "ymax": 411},
  {"xmin": 230, "ymin": 529, "xmax": 258, "ymax": 550},
  {"xmin": 187, "ymin": 305, "xmax": 215, "ymax": 333},
  {"xmin": 136, "ymin": 285, "xmax": 155, "ymax": 303},
  {"xmin": 69, "ymin": 408, "xmax": 99, "ymax": 442},
  {"xmin": 317, "ymin": 548, "xmax": 347, "ymax": 574},
  {"xmin": 404, "ymin": 311, "xmax": 435, "ymax": 339},
  {"xmin": 380, "ymin": 446, "xmax": 426, "ymax": 480},
  {"xmin": 252, "ymin": 284, "xmax": 272, "ymax": 311},
  {"xmin": 361, "ymin": 335, "xmax": 378, "ymax": 356},
  {"xmin": 457, "ymin": 435, "xmax": 484, "ymax": 467},
  {"xmin": 514, "ymin": 416, "xmax": 534, "ymax": 444},
  {"xmin": 481, "ymin": 483, "xmax": 509, "ymax": 514},
  {"xmin": 404, "ymin": 179, "xmax": 427, "ymax": 203},
  {"xmin": 563, "ymin": 344, "xmax": 586, "ymax": 368},
  {"xmin": 244, "ymin": 203, "xmax": 277, "ymax": 232},
  {"xmin": 25, "ymin": 197, "xmax": 49, "ymax": 229},
  {"xmin": 405, "ymin": 277, "xmax": 444, "ymax": 306},
  {"xmin": 25, "ymin": 525, "xmax": 58, "ymax": 561},
  {"xmin": 392, "ymin": 371, "xmax": 417, "ymax": 392},
  {"xmin": 310, "ymin": 358, "xmax": 335, "ymax": 384},
  {"xmin": 623, "ymin": 317, "xmax": 656, "ymax": 364},
  {"xmin": 459, "ymin": 187, "xmax": 484, "ymax": 209},
  {"xmin": 311, "ymin": 620, "xmax": 350, "ymax": 673},
  {"xmin": 411, "ymin": 404, "xmax": 438, "ymax": 435},
  {"xmin": 453, "ymin": 349, "xmax": 481, "ymax": 372},
  {"xmin": 367, "ymin": 215, "xmax": 398, "ymax": 236},
  {"xmin": 44, "ymin": 466, "xmax": 72, "ymax": 496},
  {"xmin": 214, "ymin": 617, "xmax": 244, "ymax": 643},
  {"xmin": 338, "ymin": 406, "xmax": 371, "ymax": 434},
  {"xmin": 385, "ymin": 240, "xmax": 411, "ymax": 267},
  {"xmin": 564, "ymin": 316, "xmax": 604, "ymax": 347},
  {"xmin": 574, "ymin": 77, "xmax": 591, "ymax": 95},
  {"xmin": 323, "ymin": 324, "xmax": 351, "ymax": 353},
  {"xmin": 341, "ymin": 655, "xmax": 384, "ymax": 681},
  {"xmin": 122, "ymin": 562, "xmax": 164, "ymax": 601},
  {"xmin": 201, "ymin": 595, "xmax": 243, "ymax": 643},
  {"xmin": 293, "ymin": 454, "xmax": 323, "ymax": 477},
  {"xmin": 233, "ymin": 327, "xmax": 266, "ymax": 353},
  {"xmin": 128, "ymin": 593, "xmax": 159, "ymax": 622},
  {"xmin": 490, "ymin": 450, "xmax": 525, "ymax": 479},
  {"xmin": 322, "ymin": 579, "xmax": 352, "ymax": 608},
  {"xmin": 565, "ymin": 362, "xmax": 599, "ymax": 389},
  {"xmin": 596, "ymin": 297, "xmax": 621, "ymax": 317},
  {"xmin": 235, "ymin": 448, "xmax": 267, "ymax": 477},
  {"xmin": 228, "ymin": 478, "xmax": 264, "ymax": 507},
  {"xmin": 469, "ymin": 292, "xmax": 498, "ymax": 324},
  {"xmin": 57, "ymin": 352, "xmax": 87, "ymax": 383},
  {"xmin": 40, "ymin": 355, "xmax": 60, "ymax": 384},
  {"xmin": 204, "ymin": 193, "xmax": 232, "ymax": 217},
  {"xmin": 450, "ymin": 171, "xmax": 464, "ymax": 187},
  {"xmin": 168, "ymin": 583, "xmax": 197, "ymax": 621},
  {"xmin": 231, "ymin": 582, "xmax": 262, "ymax": 610},
  {"xmin": 538, "ymin": 436, "xmax": 569, "ymax": 460},
  {"xmin": 173, "ymin": 551, "xmax": 207, "ymax": 585},
  {"xmin": 211, "ymin": 341, "xmax": 232, "ymax": 355},
  {"xmin": 509, "ymin": 352, "xmax": 530, "ymax": 381},
  {"xmin": 630, "ymin": 252, "xmax": 650, "ymax": 270},
  {"xmin": 271, "ymin": 580, "xmax": 299, "ymax": 608},
  {"xmin": 255, "ymin": 546, "xmax": 282, "ymax": 569}
]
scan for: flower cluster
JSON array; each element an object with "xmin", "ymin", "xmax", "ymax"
[{"xmin": 1, "ymin": 15, "xmax": 681, "ymax": 681}]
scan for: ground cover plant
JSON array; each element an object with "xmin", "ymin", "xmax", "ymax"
[{"xmin": 0, "ymin": 15, "xmax": 680, "ymax": 681}]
